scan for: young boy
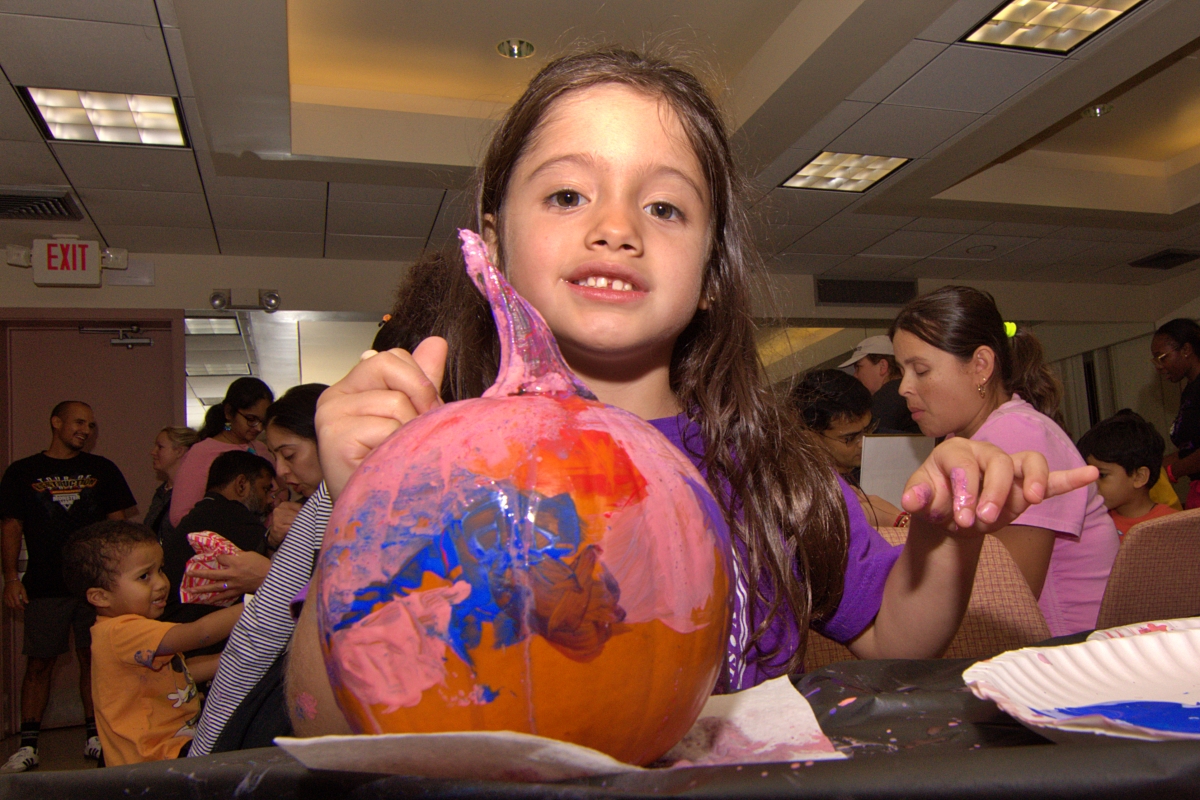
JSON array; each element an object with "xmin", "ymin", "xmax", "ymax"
[
  {"xmin": 62, "ymin": 520, "xmax": 242, "ymax": 765},
  {"xmin": 1077, "ymin": 413, "xmax": 1178, "ymax": 536}
]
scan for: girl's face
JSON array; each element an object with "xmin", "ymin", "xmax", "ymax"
[
  {"xmin": 150, "ymin": 432, "xmax": 186, "ymax": 476},
  {"xmin": 487, "ymin": 83, "xmax": 712, "ymax": 382},
  {"xmin": 894, "ymin": 330, "xmax": 993, "ymax": 439},
  {"xmin": 226, "ymin": 398, "xmax": 270, "ymax": 444},
  {"xmin": 266, "ymin": 423, "xmax": 322, "ymax": 498}
]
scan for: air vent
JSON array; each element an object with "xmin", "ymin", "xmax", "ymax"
[
  {"xmin": 1129, "ymin": 249, "xmax": 1200, "ymax": 271},
  {"xmin": 0, "ymin": 193, "xmax": 83, "ymax": 221},
  {"xmin": 816, "ymin": 279, "xmax": 917, "ymax": 306}
]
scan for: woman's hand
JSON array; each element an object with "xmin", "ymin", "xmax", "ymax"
[
  {"xmin": 183, "ymin": 551, "xmax": 272, "ymax": 604},
  {"xmin": 268, "ymin": 500, "xmax": 303, "ymax": 549},
  {"xmin": 316, "ymin": 338, "xmax": 448, "ymax": 500},
  {"xmin": 899, "ymin": 437, "xmax": 1098, "ymax": 533}
]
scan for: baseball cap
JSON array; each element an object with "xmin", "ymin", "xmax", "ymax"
[{"xmin": 838, "ymin": 335, "xmax": 894, "ymax": 368}]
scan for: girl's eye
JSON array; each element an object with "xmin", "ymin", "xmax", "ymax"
[
  {"xmin": 645, "ymin": 202, "xmax": 680, "ymax": 221},
  {"xmin": 549, "ymin": 190, "xmax": 583, "ymax": 208}
]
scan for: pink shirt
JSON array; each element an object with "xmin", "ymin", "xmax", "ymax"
[
  {"xmin": 970, "ymin": 396, "xmax": 1119, "ymax": 637},
  {"xmin": 168, "ymin": 438, "xmax": 271, "ymax": 527}
]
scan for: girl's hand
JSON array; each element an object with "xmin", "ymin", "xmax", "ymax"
[
  {"xmin": 900, "ymin": 438, "xmax": 1098, "ymax": 533},
  {"xmin": 183, "ymin": 551, "xmax": 272, "ymax": 603},
  {"xmin": 268, "ymin": 500, "xmax": 303, "ymax": 549},
  {"xmin": 315, "ymin": 338, "xmax": 448, "ymax": 499}
]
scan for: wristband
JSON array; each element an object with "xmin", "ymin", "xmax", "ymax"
[
  {"xmin": 1167, "ymin": 464, "xmax": 1177, "ymax": 483},
  {"xmin": 894, "ymin": 512, "xmax": 911, "ymax": 528}
]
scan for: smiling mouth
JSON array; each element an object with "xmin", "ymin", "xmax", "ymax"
[{"xmin": 570, "ymin": 276, "xmax": 637, "ymax": 292}]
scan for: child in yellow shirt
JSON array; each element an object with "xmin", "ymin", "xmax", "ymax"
[{"xmin": 63, "ymin": 520, "xmax": 242, "ymax": 765}]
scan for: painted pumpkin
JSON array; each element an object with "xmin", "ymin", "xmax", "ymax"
[{"xmin": 316, "ymin": 229, "xmax": 732, "ymax": 766}]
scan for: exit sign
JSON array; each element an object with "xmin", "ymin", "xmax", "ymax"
[{"xmin": 32, "ymin": 239, "xmax": 102, "ymax": 286}]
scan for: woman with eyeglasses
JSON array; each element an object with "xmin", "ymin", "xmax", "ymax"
[
  {"xmin": 1152, "ymin": 318, "xmax": 1200, "ymax": 509},
  {"xmin": 792, "ymin": 369, "xmax": 900, "ymax": 528},
  {"xmin": 169, "ymin": 376, "xmax": 275, "ymax": 527},
  {"xmin": 891, "ymin": 287, "xmax": 1118, "ymax": 637}
]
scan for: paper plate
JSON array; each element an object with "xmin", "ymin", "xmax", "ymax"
[
  {"xmin": 963, "ymin": 628, "xmax": 1200, "ymax": 741},
  {"xmin": 1086, "ymin": 616, "xmax": 1200, "ymax": 642}
]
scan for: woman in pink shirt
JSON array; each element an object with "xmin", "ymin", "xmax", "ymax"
[
  {"xmin": 890, "ymin": 287, "xmax": 1119, "ymax": 637},
  {"xmin": 169, "ymin": 377, "xmax": 274, "ymax": 527}
]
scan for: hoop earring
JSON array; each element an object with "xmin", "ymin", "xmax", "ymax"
[{"xmin": 976, "ymin": 383, "xmax": 986, "ymax": 398}]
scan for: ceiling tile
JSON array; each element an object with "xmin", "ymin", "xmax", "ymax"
[
  {"xmin": 987, "ymin": 237, "xmax": 1095, "ymax": 267},
  {"xmin": 848, "ymin": 40, "xmax": 947, "ymax": 103},
  {"xmin": 0, "ymin": 79, "xmax": 41, "ymax": 142},
  {"xmin": 863, "ymin": 230, "xmax": 965, "ymax": 257},
  {"xmin": 208, "ymin": 195, "xmax": 325, "ymax": 233},
  {"xmin": 325, "ymin": 234, "xmax": 426, "ymax": 262},
  {"xmin": 767, "ymin": 253, "xmax": 846, "ymax": 275},
  {"xmin": 825, "ymin": 211, "xmax": 915, "ymax": 230},
  {"xmin": 895, "ymin": 258, "xmax": 979, "ymax": 279},
  {"xmin": 100, "ymin": 224, "xmax": 218, "ymax": 254},
  {"xmin": 0, "ymin": 139, "xmax": 66, "ymax": 184},
  {"xmin": 1021, "ymin": 263, "xmax": 1110, "ymax": 283},
  {"xmin": 0, "ymin": 1, "xmax": 160, "ymax": 26},
  {"xmin": 0, "ymin": 14, "xmax": 176, "ymax": 96},
  {"xmin": 1049, "ymin": 226, "xmax": 1182, "ymax": 245},
  {"xmin": 0, "ymin": 217, "xmax": 102, "ymax": 244},
  {"xmin": 917, "ymin": 0, "xmax": 1013, "ymax": 44},
  {"xmin": 326, "ymin": 201, "xmax": 439, "ymax": 238},
  {"xmin": 885, "ymin": 45, "xmax": 1058, "ymax": 114},
  {"xmin": 820, "ymin": 255, "xmax": 915, "ymax": 278},
  {"xmin": 827, "ymin": 104, "xmax": 979, "ymax": 159},
  {"xmin": 753, "ymin": 223, "xmax": 812, "ymax": 255},
  {"xmin": 217, "ymin": 229, "xmax": 323, "ymax": 258},
  {"xmin": 933, "ymin": 234, "xmax": 1037, "ymax": 260},
  {"xmin": 78, "ymin": 188, "xmax": 211, "ymax": 228},
  {"xmin": 785, "ymin": 225, "xmax": 892, "ymax": 255},
  {"xmin": 954, "ymin": 262, "xmax": 1043, "ymax": 282},
  {"xmin": 976, "ymin": 221, "xmax": 1063, "ymax": 238},
  {"xmin": 329, "ymin": 183, "xmax": 445, "ymax": 205},
  {"xmin": 52, "ymin": 143, "xmax": 202, "ymax": 193},
  {"xmin": 155, "ymin": 0, "xmax": 178, "ymax": 28},
  {"xmin": 754, "ymin": 189, "xmax": 857, "ymax": 227},
  {"xmin": 1057, "ymin": 242, "xmax": 1160, "ymax": 268},
  {"xmin": 1095, "ymin": 263, "xmax": 1199, "ymax": 285},
  {"xmin": 785, "ymin": 101, "xmax": 874, "ymax": 154},
  {"xmin": 904, "ymin": 217, "xmax": 990, "ymax": 234}
]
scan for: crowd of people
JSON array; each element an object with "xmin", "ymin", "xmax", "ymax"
[{"xmin": 0, "ymin": 47, "xmax": 1194, "ymax": 772}]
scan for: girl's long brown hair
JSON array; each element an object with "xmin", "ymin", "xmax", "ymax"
[{"xmin": 472, "ymin": 47, "xmax": 849, "ymax": 670}]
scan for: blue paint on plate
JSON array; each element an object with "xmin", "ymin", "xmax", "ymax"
[{"xmin": 1036, "ymin": 701, "xmax": 1200, "ymax": 733}]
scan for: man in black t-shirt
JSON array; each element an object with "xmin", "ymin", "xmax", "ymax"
[{"xmin": 0, "ymin": 401, "xmax": 137, "ymax": 772}]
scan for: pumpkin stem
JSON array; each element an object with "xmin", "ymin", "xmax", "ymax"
[{"xmin": 459, "ymin": 229, "xmax": 597, "ymax": 400}]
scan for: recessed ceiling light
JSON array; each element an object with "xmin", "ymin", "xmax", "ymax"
[
  {"xmin": 22, "ymin": 87, "xmax": 186, "ymax": 146},
  {"xmin": 964, "ymin": 0, "xmax": 1147, "ymax": 54},
  {"xmin": 497, "ymin": 39, "xmax": 535, "ymax": 59},
  {"xmin": 1081, "ymin": 102, "xmax": 1113, "ymax": 118},
  {"xmin": 184, "ymin": 318, "xmax": 241, "ymax": 336},
  {"xmin": 782, "ymin": 152, "xmax": 908, "ymax": 192}
]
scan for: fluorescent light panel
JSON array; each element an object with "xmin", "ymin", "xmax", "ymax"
[
  {"xmin": 184, "ymin": 318, "xmax": 241, "ymax": 336},
  {"xmin": 965, "ymin": 0, "xmax": 1146, "ymax": 53},
  {"xmin": 783, "ymin": 152, "xmax": 908, "ymax": 192},
  {"xmin": 25, "ymin": 88, "xmax": 185, "ymax": 146}
]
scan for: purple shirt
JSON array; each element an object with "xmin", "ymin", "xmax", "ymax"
[{"xmin": 649, "ymin": 413, "xmax": 901, "ymax": 691}]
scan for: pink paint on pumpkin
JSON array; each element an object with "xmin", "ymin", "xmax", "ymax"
[
  {"xmin": 314, "ymin": 229, "xmax": 732, "ymax": 764},
  {"xmin": 332, "ymin": 581, "xmax": 472, "ymax": 721}
]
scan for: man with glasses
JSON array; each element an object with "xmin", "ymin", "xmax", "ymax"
[{"xmin": 839, "ymin": 335, "xmax": 920, "ymax": 434}]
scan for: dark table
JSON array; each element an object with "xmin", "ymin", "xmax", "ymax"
[{"xmin": 3, "ymin": 656, "xmax": 1198, "ymax": 799}]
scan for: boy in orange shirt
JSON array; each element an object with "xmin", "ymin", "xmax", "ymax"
[
  {"xmin": 1077, "ymin": 412, "xmax": 1178, "ymax": 537},
  {"xmin": 62, "ymin": 520, "xmax": 242, "ymax": 765}
]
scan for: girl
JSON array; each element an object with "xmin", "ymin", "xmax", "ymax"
[
  {"xmin": 169, "ymin": 377, "xmax": 274, "ymax": 527},
  {"xmin": 891, "ymin": 286, "xmax": 1119, "ymax": 637},
  {"xmin": 1152, "ymin": 318, "xmax": 1200, "ymax": 508},
  {"xmin": 289, "ymin": 49, "xmax": 1094, "ymax": 734},
  {"xmin": 145, "ymin": 426, "xmax": 199, "ymax": 541}
]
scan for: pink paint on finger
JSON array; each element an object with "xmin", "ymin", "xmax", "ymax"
[
  {"xmin": 904, "ymin": 483, "xmax": 932, "ymax": 509},
  {"xmin": 951, "ymin": 468, "xmax": 975, "ymax": 516}
]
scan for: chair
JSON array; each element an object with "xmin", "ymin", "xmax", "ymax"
[
  {"xmin": 1095, "ymin": 507, "xmax": 1200, "ymax": 630},
  {"xmin": 804, "ymin": 526, "xmax": 1051, "ymax": 672}
]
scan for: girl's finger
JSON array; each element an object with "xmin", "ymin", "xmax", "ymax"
[
  {"xmin": 974, "ymin": 449, "xmax": 1015, "ymax": 526},
  {"xmin": 1009, "ymin": 451, "xmax": 1051, "ymax": 505},
  {"xmin": 1045, "ymin": 464, "xmax": 1099, "ymax": 499},
  {"xmin": 318, "ymin": 388, "xmax": 421, "ymax": 429}
]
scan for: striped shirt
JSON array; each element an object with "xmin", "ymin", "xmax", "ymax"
[{"xmin": 188, "ymin": 484, "xmax": 331, "ymax": 757}]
